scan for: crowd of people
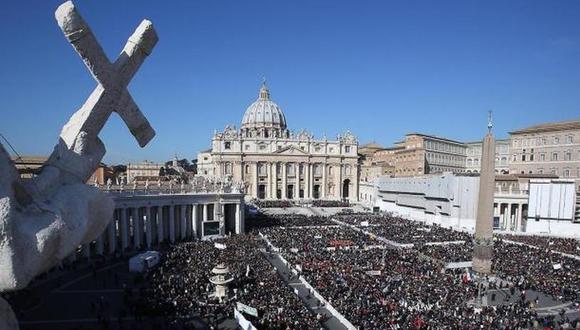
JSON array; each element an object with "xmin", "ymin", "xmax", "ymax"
[
  {"xmin": 246, "ymin": 213, "xmax": 335, "ymax": 230},
  {"xmin": 140, "ymin": 210, "xmax": 579, "ymax": 329},
  {"xmin": 335, "ymin": 213, "xmax": 472, "ymax": 244},
  {"xmin": 499, "ymin": 234, "xmax": 580, "ymax": 256},
  {"xmin": 418, "ymin": 242, "xmax": 474, "ymax": 263},
  {"xmin": 311, "ymin": 200, "xmax": 350, "ymax": 207},
  {"xmin": 255, "ymin": 213, "xmax": 579, "ymax": 328},
  {"xmin": 146, "ymin": 235, "xmax": 323, "ymax": 329},
  {"xmin": 253, "ymin": 199, "xmax": 294, "ymax": 209},
  {"xmin": 260, "ymin": 225, "xmax": 378, "ymax": 253},
  {"xmin": 493, "ymin": 238, "xmax": 580, "ymax": 303}
]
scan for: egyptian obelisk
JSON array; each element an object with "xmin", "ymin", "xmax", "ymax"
[{"xmin": 473, "ymin": 111, "xmax": 496, "ymax": 274}]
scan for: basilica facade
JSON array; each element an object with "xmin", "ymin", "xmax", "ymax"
[{"xmin": 198, "ymin": 83, "xmax": 359, "ymax": 202}]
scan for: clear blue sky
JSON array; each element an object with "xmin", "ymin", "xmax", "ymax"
[{"xmin": 1, "ymin": 1, "xmax": 579, "ymax": 164}]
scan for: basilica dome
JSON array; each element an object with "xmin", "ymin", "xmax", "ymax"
[{"xmin": 241, "ymin": 83, "xmax": 287, "ymax": 134}]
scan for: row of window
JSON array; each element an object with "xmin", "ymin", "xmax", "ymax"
[
  {"xmin": 428, "ymin": 166, "xmax": 465, "ymax": 174},
  {"xmin": 426, "ymin": 152, "xmax": 465, "ymax": 166},
  {"xmin": 466, "ymin": 157, "xmax": 508, "ymax": 167},
  {"xmin": 513, "ymin": 150, "xmax": 577, "ymax": 162},
  {"xmin": 513, "ymin": 135, "xmax": 575, "ymax": 147},
  {"xmin": 221, "ymin": 163, "xmax": 355, "ymax": 177},
  {"xmin": 241, "ymin": 128, "xmax": 286, "ymax": 139},
  {"xmin": 466, "ymin": 145, "xmax": 509, "ymax": 156},
  {"xmin": 424, "ymin": 140, "xmax": 466, "ymax": 155},
  {"xmin": 224, "ymin": 142, "xmax": 352, "ymax": 154},
  {"xmin": 518, "ymin": 168, "xmax": 579, "ymax": 178},
  {"xmin": 396, "ymin": 167, "xmax": 423, "ymax": 174}
]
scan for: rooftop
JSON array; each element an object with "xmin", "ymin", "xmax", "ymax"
[
  {"xmin": 509, "ymin": 119, "xmax": 580, "ymax": 135},
  {"xmin": 405, "ymin": 132, "xmax": 465, "ymax": 145}
]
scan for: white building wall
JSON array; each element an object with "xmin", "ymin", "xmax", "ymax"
[
  {"xmin": 372, "ymin": 173, "xmax": 580, "ymax": 236},
  {"xmin": 375, "ymin": 173, "xmax": 478, "ymax": 231}
]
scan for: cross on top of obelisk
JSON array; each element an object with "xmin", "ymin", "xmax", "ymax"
[{"xmin": 487, "ymin": 110, "xmax": 493, "ymax": 133}]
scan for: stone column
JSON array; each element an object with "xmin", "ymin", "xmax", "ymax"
[
  {"xmin": 180, "ymin": 205, "xmax": 187, "ymax": 240},
  {"xmin": 220, "ymin": 203, "xmax": 225, "ymax": 235},
  {"xmin": 240, "ymin": 200, "xmax": 245, "ymax": 234},
  {"xmin": 235, "ymin": 203, "xmax": 241, "ymax": 234},
  {"xmin": 253, "ymin": 162, "xmax": 259, "ymax": 198},
  {"xmin": 107, "ymin": 214, "xmax": 117, "ymax": 254},
  {"xmin": 120, "ymin": 208, "xmax": 129, "ymax": 251},
  {"xmin": 273, "ymin": 162, "xmax": 278, "ymax": 199},
  {"xmin": 501, "ymin": 203, "xmax": 507, "ymax": 230},
  {"xmin": 192, "ymin": 204, "xmax": 198, "ymax": 238},
  {"xmin": 338, "ymin": 164, "xmax": 343, "ymax": 200},
  {"xmin": 517, "ymin": 204, "xmax": 523, "ymax": 232},
  {"xmin": 140, "ymin": 206, "xmax": 148, "ymax": 249},
  {"xmin": 132, "ymin": 207, "xmax": 141, "ymax": 249},
  {"xmin": 294, "ymin": 164, "xmax": 299, "ymax": 200},
  {"xmin": 157, "ymin": 206, "xmax": 165, "ymax": 244},
  {"xmin": 214, "ymin": 202, "xmax": 218, "ymax": 221},
  {"xmin": 355, "ymin": 163, "xmax": 360, "ymax": 202},
  {"xmin": 322, "ymin": 163, "xmax": 327, "ymax": 198},
  {"xmin": 267, "ymin": 162, "xmax": 272, "ymax": 199},
  {"xmin": 508, "ymin": 203, "xmax": 513, "ymax": 230},
  {"xmin": 203, "ymin": 203, "xmax": 210, "ymax": 237},
  {"xmin": 169, "ymin": 205, "xmax": 176, "ymax": 243},
  {"xmin": 305, "ymin": 163, "xmax": 311, "ymax": 199},
  {"xmin": 507, "ymin": 203, "xmax": 513, "ymax": 230},
  {"xmin": 473, "ymin": 131, "xmax": 495, "ymax": 274},
  {"xmin": 282, "ymin": 162, "xmax": 287, "ymax": 199}
]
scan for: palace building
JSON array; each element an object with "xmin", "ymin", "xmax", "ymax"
[{"xmin": 198, "ymin": 82, "xmax": 359, "ymax": 202}]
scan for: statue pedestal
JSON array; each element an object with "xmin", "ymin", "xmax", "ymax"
[{"xmin": 0, "ymin": 296, "xmax": 19, "ymax": 330}]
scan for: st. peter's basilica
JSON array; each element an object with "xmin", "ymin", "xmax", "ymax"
[{"xmin": 197, "ymin": 82, "xmax": 359, "ymax": 202}]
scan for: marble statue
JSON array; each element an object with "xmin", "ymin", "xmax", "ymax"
[{"xmin": 0, "ymin": 0, "xmax": 157, "ymax": 294}]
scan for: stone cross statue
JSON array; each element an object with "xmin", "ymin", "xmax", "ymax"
[{"xmin": 0, "ymin": 0, "xmax": 157, "ymax": 294}]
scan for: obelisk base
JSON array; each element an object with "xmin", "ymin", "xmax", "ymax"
[{"xmin": 472, "ymin": 242, "xmax": 493, "ymax": 274}]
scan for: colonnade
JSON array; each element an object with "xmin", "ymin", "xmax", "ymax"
[
  {"xmin": 494, "ymin": 202, "xmax": 527, "ymax": 232},
  {"xmin": 242, "ymin": 161, "xmax": 357, "ymax": 201},
  {"xmin": 77, "ymin": 200, "xmax": 244, "ymax": 259}
]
